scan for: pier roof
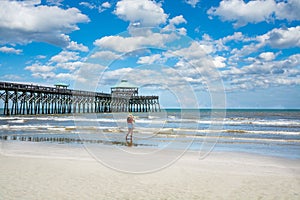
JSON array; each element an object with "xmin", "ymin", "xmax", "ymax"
[
  {"xmin": 54, "ymin": 83, "xmax": 69, "ymax": 88},
  {"xmin": 111, "ymin": 80, "xmax": 137, "ymax": 88}
]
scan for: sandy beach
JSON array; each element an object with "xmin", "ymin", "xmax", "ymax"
[{"xmin": 0, "ymin": 141, "xmax": 299, "ymax": 200}]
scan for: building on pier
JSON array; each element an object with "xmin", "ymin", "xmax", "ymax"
[
  {"xmin": 54, "ymin": 83, "xmax": 69, "ymax": 89},
  {"xmin": 110, "ymin": 80, "xmax": 160, "ymax": 112},
  {"xmin": 111, "ymin": 80, "xmax": 138, "ymax": 97},
  {"xmin": 0, "ymin": 81, "xmax": 160, "ymax": 115}
]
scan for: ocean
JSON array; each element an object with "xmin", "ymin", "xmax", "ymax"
[{"xmin": 0, "ymin": 109, "xmax": 299, "ymax": 159}]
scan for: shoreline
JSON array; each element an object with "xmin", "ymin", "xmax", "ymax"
[
  {"xmin": 1, "ymin": 135, "xmax": 300, "ymax": 160},
  {"xmin": 1, "ymin": 140, "xmax": 299, "ymax": 165},
  {"xmin": 1, "ymin": 141, "xmax": 300, "ymax": 199}
]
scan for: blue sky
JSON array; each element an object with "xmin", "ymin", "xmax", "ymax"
[{"xmin": 0, "ymin": 0, "xmax": 299, "ymax": 108}]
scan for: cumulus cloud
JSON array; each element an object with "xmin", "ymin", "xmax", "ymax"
[
  {"xmin": 67, "ymin": 41, "xmax": 89, "ymax": 52},
  {"xmin": 90, "ymin": 50, "xmax": 121, "ymax": 60},
  {"xmin": 1, "ymin": 74, "xmax": 23, "ymax": 82},
  {"xmin": 221, "ymin": 32, "xmax": 245, "ymax": 43},
  {"xmin": 56, "ymin": 61, "xmax": 86, "ymax": 71},
  {"xmin": 275, "ymin": 0, "xmax": 300, "ymax": 21},
  {"xmin": 0, "ymin": 0, "xmax": 90, "ymax": 47},
  {"xmin": 25, "ymin": 64, "xmax": 55, "ymax": 73},
  {"xmin": 94, "ymin": 31, "xmax": 177, "ymax": 53},
  {"xmin": 102, "ymin": 2, "xmax": 111, "ymax": 8},
  {"xmin": 214, "ymin": 32, "xmax": 246, "ymax": 51},
  {"xmin": 46, "ymin": 0, "xmax": 63, "ymax": 6},
  {"xmin": 170, "ymin": 41, "xmax": 214, "ymax": 60},
  {"xmin": 222, "ymin": 54, "xmax": 300, "ymax": 90},
  {"xmin": 198, "ymin": 28, "xmax": 300, "ymax": 91},
  {"xmin": 258, "ymin": 52, "xmax": 275, "ymax": 61},
  {"xmin": 208, "ymin": 0, "xmax": 276, "ymax": 27},
  {"xmin": 185, "ymin": 0, "xmax": 200, "ymax": 7},
  {"xmin": 25, "ymin": 60, "xmax": 107, "ymax": 85},
  {"xmin": 213, "ymin": 56, "xmax": 227, "ymax": 68},
  {"xmin": 226, "ymin": 26, "xmax": 299, "ymax": 65},
  {"xmin": 50, "ymin": 51, "xmax": 80, "ymax": 63},
  {"xmin": 79, "ymin": 2, "xmax": 96, "ymax": 9},
  {"xmin": 91, "ymin": 28, "xmax": 221, "ymax": 91},
  {"xmin": 137, "ymin": 54, "xmax": 162, "ymax": 64},
  {"xmin": 18, "ymin": 0, "xmax": 41, "ymax": 6},
  {"xmin": 99, "ymin": 66, "xmax": 195, "ymax": 93},
  {"xmin": 114, "ymin": 0, "xmax": 168, "ymax": 27},
  {"xmin": 208, "ymin": 0, "xmax": 300, "ymax": 28},
  {"xmin": 36, "ymin": 55, "xmax": 47, "ymax": 59},
  {"xmin": 0, "ymin": 46, "xmax": 22, "ymax": 54},
  {"xmin": 163, "ymin": 15, "xmax": 187, "ymax": 35},
  {"xmin": 79, "ymin": 1, "xmax": 111, "ymax": 12},
  {"xmin": 258, "ymin": 26, "xmax": 300, "ymax": 48},
  {"xmin": 169, "ymin": 15, "xmax": 187, "ymax": 25}
]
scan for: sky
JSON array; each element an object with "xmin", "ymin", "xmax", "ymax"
[{"xmin": 0, "ymin": 0, "xmax": 299, "ymax": 109}]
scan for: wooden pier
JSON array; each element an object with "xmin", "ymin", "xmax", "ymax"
[{"xmin": 0, "ymin": 81, "xmax": 160, "ymax": 115}]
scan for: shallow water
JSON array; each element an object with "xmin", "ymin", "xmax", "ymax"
[{"xmin": 0, "ymin": 109, "xmax": 299, "ymax": 159}]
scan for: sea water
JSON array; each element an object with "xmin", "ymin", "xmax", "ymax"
[{"xmin": 0, "ymin": 109, "xmax": 299, "ymax": 159}]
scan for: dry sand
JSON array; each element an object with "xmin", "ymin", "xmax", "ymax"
[{"xmin": 0, "ymin": 141, "xmax": 299, "ymax": 200}]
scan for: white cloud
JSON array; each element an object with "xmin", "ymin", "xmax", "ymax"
[
  {"xmin": 99, "ymin": 67, "xmax": 195, "ymax": 92},
  {"xmin": 67, "ymin": 41, "xmax": 89, "ymax": 52},
  {"xmin": 101, "ymin": 68, "xmax": 134, "ymax": 80},
  {"xmin": 275, "ymin": 0, "xmax": 300, "ymax": 21},
  {"xmin": 0, "ymin": 1, "xmax": 89, "ymax": 47},
  {"xmin": 169, "ymin": 15, "xmax": 187, "ymax": 25},
  {"xmin": 50, "ymin": 51, "xmax": 80, "ymax": 63},
  {"xmin": 36, "ymin": 55, "xmax": 47, "ymax": 59},
  {"xmin": 64, "ymin": 62, "xmax": 106, "ymax": 85},
  {"xmin": 94, "ymin": 35, "xmax": 144, "ymax": 52},
  {"xmin": 137, "ymin": 54, "xmax": 162, "ymax": 64},
  {"xmin": 0, "ymin": 46, "xmax": 22, "ymax": 54},
  {"xmin": 258, "ymin": 52, "xmax": 275, "ymax": 61},
  {"xmin": 163, "ymin": 15, "xmax": 187, "ymax": 34},
  {"xmin": 94, "ymin": 31, "xmax": 177, "ymax": 53},
  {"xmin": 31, "ymin": 72, "xmax": 56, "ymax": 79},
  {"xmin": 17, "ymin": 0, "xmax": 41, "ymax": 6},
  {"xmin": 79, "ymin": 2, "xmax": 96, "ymax": 9},
  {"xmin": 226, "ymin": 26, "xmax": 299, "ymax": 64},
  {"xmin": 92, "ymin": 30, "xmax": 222, "ymax": 92},
  {"xmin": 46, "ymin": 0, "xmax": 63, "ymax": 6},
  {"xmin": 185, "ymin": 0, "xmax": 200, "ymax": 8},
  {"xmin": 222, "ymin": 54, "xmax": 300, "ymax": 90},
  {"xmin": 79, "ymin": 1, "xmax": 111, "ymax": 12},
  {"xmin": 208, "ymin": 0, "xmax": 276, "ymax": 27},
  {"xmin": 221, "ymin": 32, "xmax": 244, "ymax": 43},
  {"xmin": 102, "ymin": 2, "xmax": 111, "ymax": 8},
  {"xmin": 213, "ymin": 56, "xmax": 227, "ymax": 68},
  {"xmin": 170, "ymin": 41, "xmax": 214, "ymax": 60},
  {"xmin": 1, "ymin": 74, "xmax": 23, "ymax": 81},
  {"xmin": 90, "ymin": 50, "xmax": 120, "ymax": 60},
  {"xmin": 25, "ymin": 64, "xmax": 54, "ymax": 73},
  {"xmin": 55, "ymin": 73, "xmax": 75, "ymax": 80},
  {"xmin": 114, "ymin": 0, "xmax": 168, "ymax": 27},
  {"xmin": 177, "ymin": 27, "xmax": 187, "ymax": 36},
  {"xmin": 214, "ymin": 32, "xmax": 246, "ymax": 51},
  {"xmin": 208, "ymin": 0, "xmax": 300, "ymax": 28},
  {"xmin": 258, "ymin": 26, "xmax": 300, "ymax": 48},
  {"xmin": 25, "ymin": 60, "xmax": 107, "ymax": 85},
  {"xmin": 56, "ymin": 61, "xmax": 85, "ymax": 71}
]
